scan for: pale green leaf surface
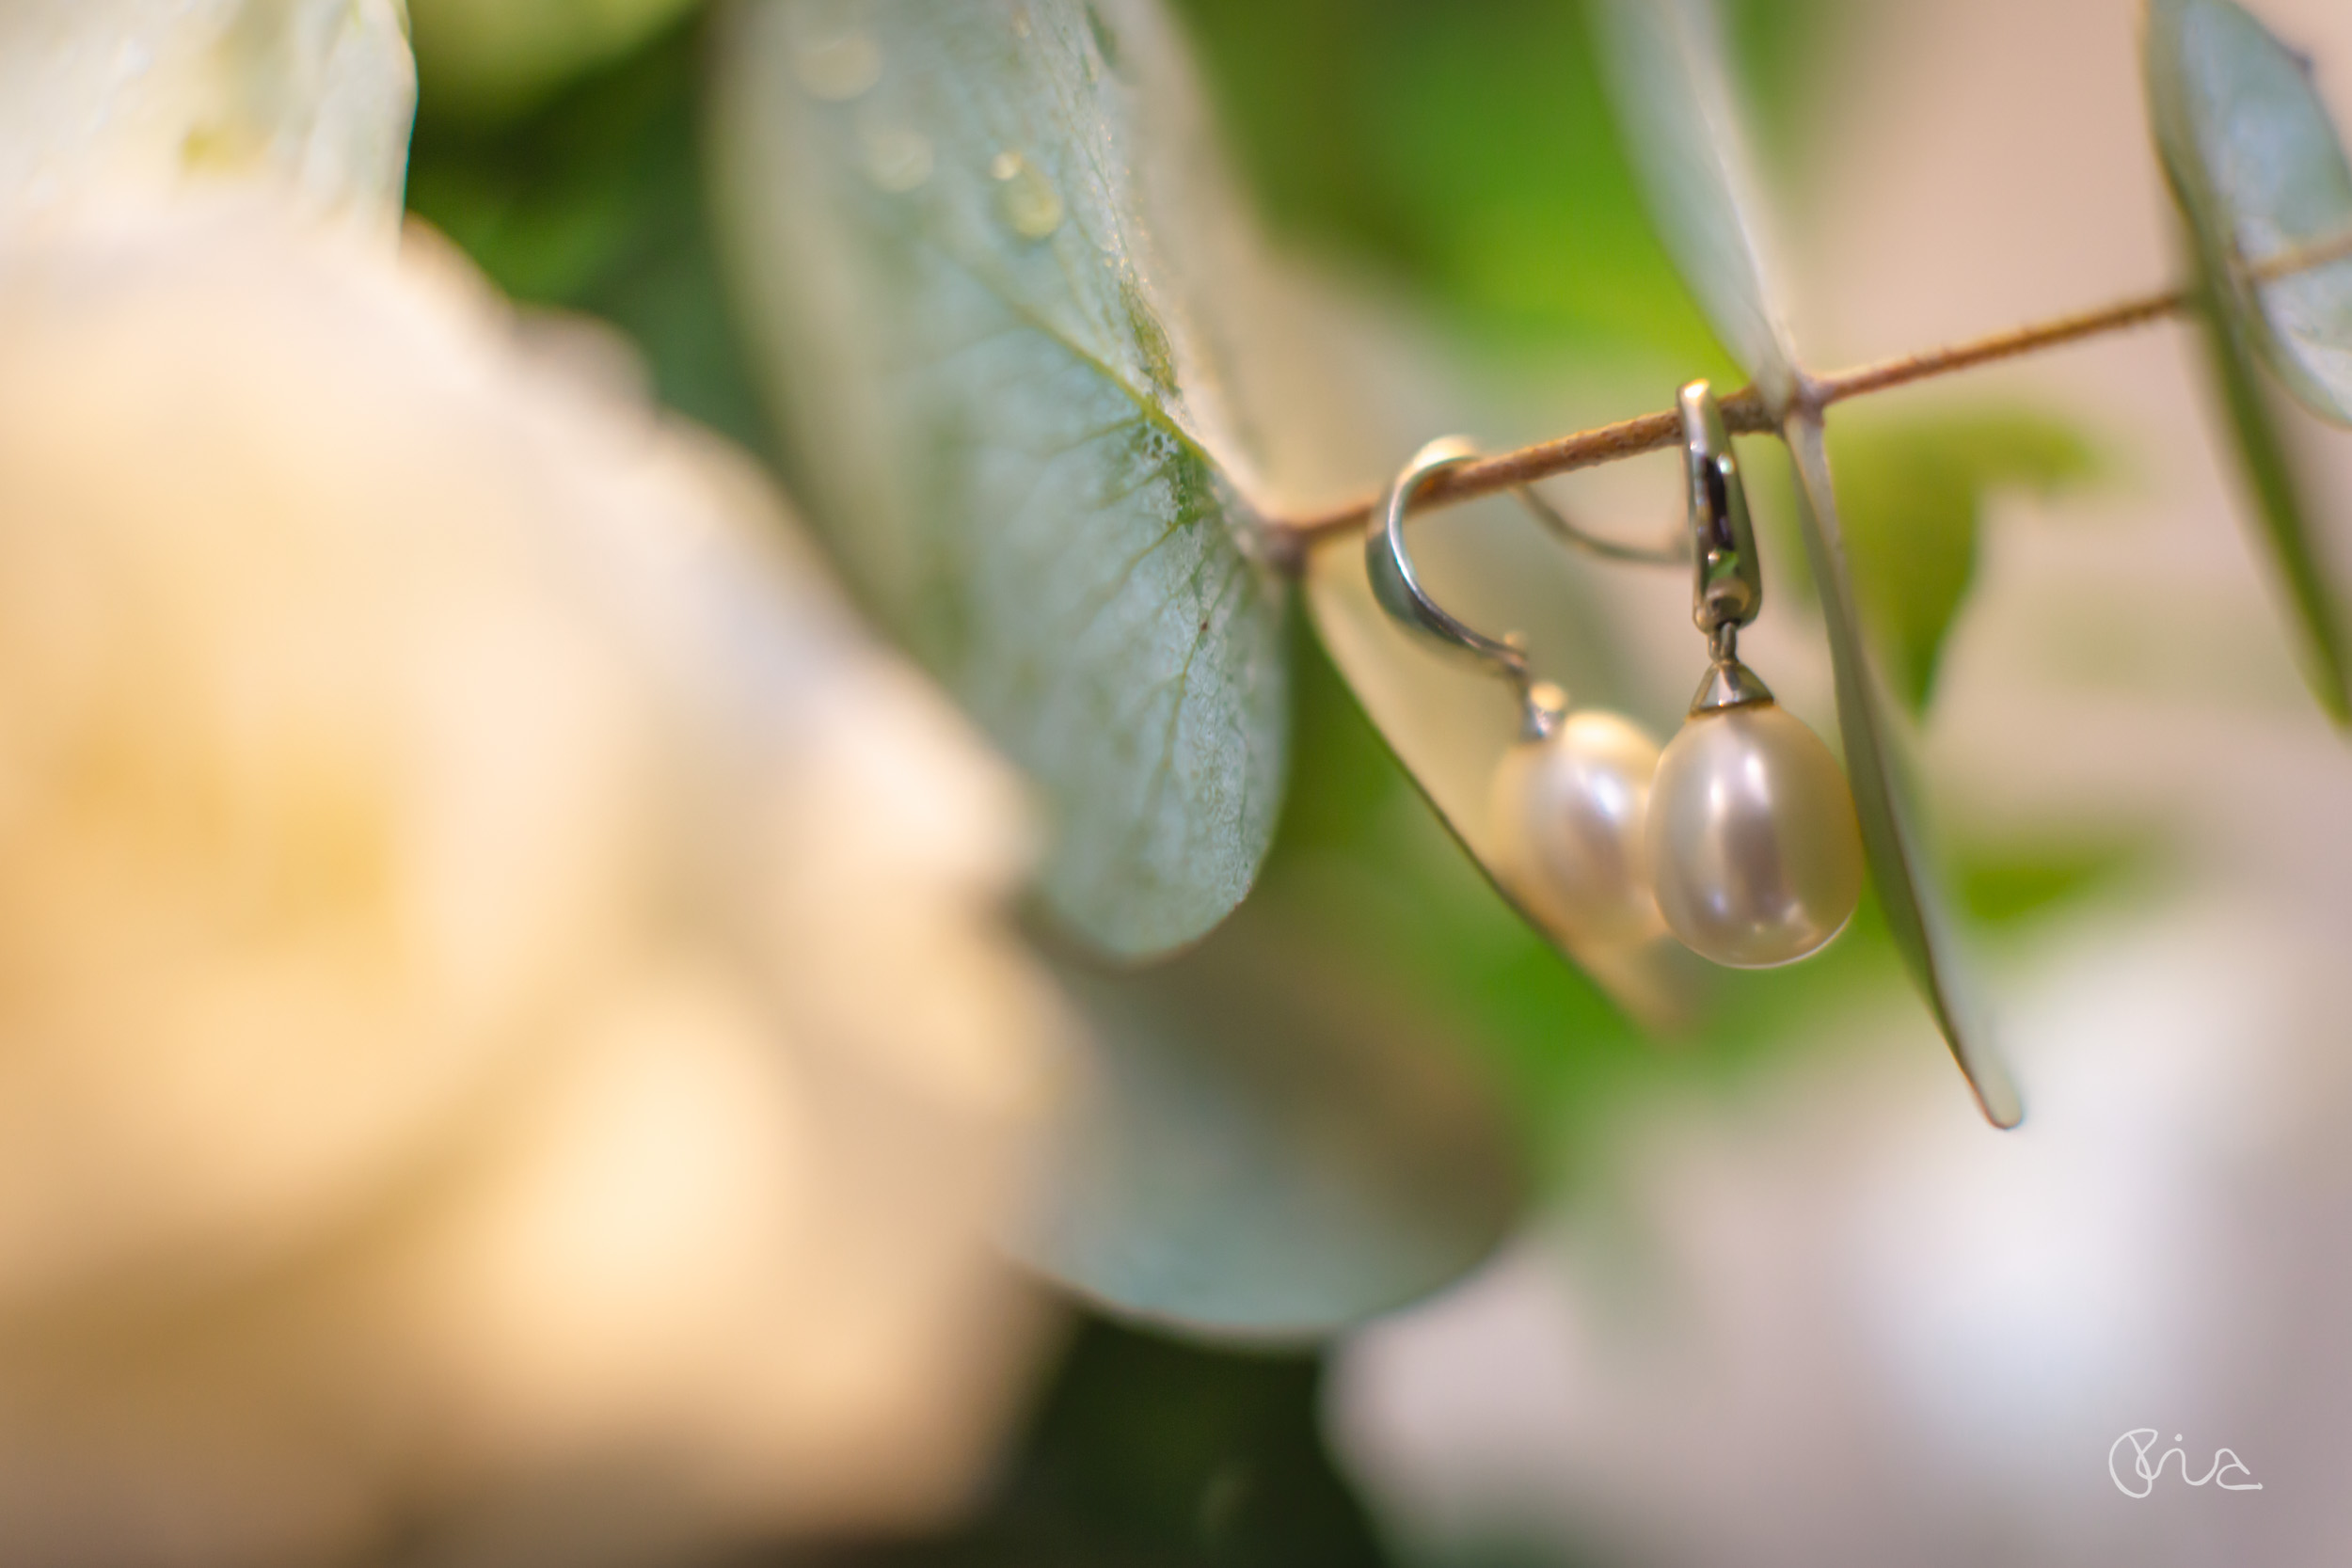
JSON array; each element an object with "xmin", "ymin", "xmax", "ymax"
[
  {"xmin": 2192, "ymin": 259, "xmax": 2352, "ymax": 721},
  {"xmin": 1021, "ymin": 896, "xmax": 1524, "ymax": 1342},
  {"xmin": 714, "ymin": 0, "xmax": 1292, "ymax": 958},
  {"xmin": 1784, "ymin": 417, "xmax": 2022, "ymax": 1129},
  {"xmin": 2147, "ymin": 0, "xmax": 2352, "ymax": 423},
  {"xmin": 1589, "ymin": 0, "xmax": 1801, "ymax": 409}
]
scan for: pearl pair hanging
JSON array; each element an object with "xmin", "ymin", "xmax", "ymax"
[{"xmin": 1366, "ymin": 382, "xmax": 1865, "ymax": 970}]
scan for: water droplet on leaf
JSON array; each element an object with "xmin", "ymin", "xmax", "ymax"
[
  {"xmin": 793, "ymin": 29, "xmax": 882, "ymax": 101},
  {"xmin": 990, "ymin": 150, "xmax": 1064, "ymax": 239},
  {"xmin": 859, "ymin": 116, "xmax": 932, "ymax": 192}
]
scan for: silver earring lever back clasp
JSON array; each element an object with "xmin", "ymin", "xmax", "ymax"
[
  {"xmin": 1367, "ymin": 437, "xmax": 1567, "ymax": 738},
  {"xmin": 1678, "ymin": 381, "xmax": 1773, "ymax": 713},
  {"xmin": 1681, "ymin": 380, "xmax": 1762, "ymax": 636}
]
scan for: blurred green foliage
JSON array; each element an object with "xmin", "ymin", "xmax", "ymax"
[
  {"xmin": 398, "ymin": 0, "xmax": 2128, "ymax": 1245},
  {"xmin": 401, "ymin": 6, "xmax": 2144, "ymax": 1560},
  {"xmin": 407, "ymin": 0, "xmax": 706, "ymax": 124},
  {"xmin": 400, "ymin": 3, "xmax": 1903, "ymax": 1136},
  {"xmin": 405, "ymin": 18, "xmax": 771, "ymax": 457},
  {"xmin": 1168, "ymin": 0, "xmax": 1837, "ymax": 369},
  {"xmin": 1956, "ymin": 840, "xmax": 2147, "ymax": 927},
  {"xmin": 1826, "ymin": 408, "xmax": 2098, "ymax": 711},
  {"xmin": 789, "ymin": 1319, "xmax": 1390, "ymax": 1568}
]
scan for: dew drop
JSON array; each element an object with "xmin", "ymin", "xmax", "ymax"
[
  {"xmin": 793, "ymin": 28, "xmax": 882, "ymax": 101},
  {"xmin": 860, "ymin": 116, "xmax": 932, "ymax": 193},
  {"xmin": 990, "ymin": 150, "xmax": 1064, "ymax": 240}
]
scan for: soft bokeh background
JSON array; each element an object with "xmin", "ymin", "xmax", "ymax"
[
  {"xmin": 6, "ymin": 0, "xmax": 2350, "ymax": 1562},
  {"xmin": 1332, "ymin": 2, "xmax": 2352, "ymax": 1563}
]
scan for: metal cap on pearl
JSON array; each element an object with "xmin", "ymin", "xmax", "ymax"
[
  {"xmin": 1522, "ymin": 678, "xmax": 1570, "ymax": 741},
  {"xmin": 1689, "ymin": 656, "xmax": 1774, "ymax": 716}
]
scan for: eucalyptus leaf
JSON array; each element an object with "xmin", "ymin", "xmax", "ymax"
[
  {"xmin": 713, "ymin": 0, "xmax": 1295, "ymax": 958},
  {"xmin": 1588, "ymin": 0, "xmax": 1800, "ymax": 408},
  {"xmin": 2147, "ymin": 0, "xmax": 2352, "ymax": 425},
  {"xmin": 1784, "ymin": 417, "xmax": 2022, "ymax": 1129},
  {"xmin": 1828, "ymin": 409, "xmax": 2097, "ymax": 713},
  {"xmin": 1020, "ymin": 896, "xmax": 1523, "ymax": 1342},
  {"xmin": 2191, "ymin": 257, "xmax": 2352, "ymax": 721}
]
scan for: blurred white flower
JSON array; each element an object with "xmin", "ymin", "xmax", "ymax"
[
  {"xmin": 0, "ymin": 6, "xmax": 1083, "ymax": 1561},
  {"xmin": 1331, "ymin": 897, "xmax": 2345, "ymax": 1567},
  {"xmin": 0, "ymin": 59, "xmax": 1069, "ymax": 1568},
  {"xmin": 0, "ymin": 0, "xmax": 415, "ymax": 230}
]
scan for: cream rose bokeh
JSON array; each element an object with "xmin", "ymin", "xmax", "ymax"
[
  {"xmin": 0, "ymin": 201, "xmax": 1072, "ymax": 1566},
  {"xmin": 0, "ymin": 0, "xmax": 414, "ymax": 230},
  {"xmin": 0, "ymin": 7, "xmax": 1075, "ymax": 1563}
]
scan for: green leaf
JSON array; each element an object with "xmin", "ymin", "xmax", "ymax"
[
  {"xmin": 1588, "ymin": 0, "xmax": 1801, "ymax": 406},
  {"xmin": 1009, "ymin": 624, "xmax": 1537, "ymax": 1341},
  {"xmin": 712, "ymin": 0, "xmax": 1297, "ymax": 959},
  {"xmin": 1955, "ymin": 840, "xmax": 2148, "ymax": 927},
  {"xmin": 2190, "ymin": 257, "xmax": 2352, "ymax": 721},
  {"xmin": 2146, "ymin": 0, "xmax": 2352, "ymax": 425},
  {"xmin": 2146, "ymin": 1, "xmax": 2352, "ymax": 720},
  {"xmin": 1784, "ymin": 417, "xmax": 2022, "ymax": 1129},
  {"xmin": 1021, "ymin": 896, "xmax": 1524, "ymax": 1341},
  {"xmin": 1828, "ymin": 409, "xmax": 2097, "ymax": 712}
]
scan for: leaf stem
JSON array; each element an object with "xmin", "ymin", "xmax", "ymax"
[
  {"xmin": 1805, "ymin": 285, "xmax": 2185, "ymax": 406},
  {"xmin": 1264, "ymin": 283, "xmax": 2190, "ymax": 571},
  {"xmin": 2246, "ymin": 225, "xmax": 2352, "ymax": 284}
]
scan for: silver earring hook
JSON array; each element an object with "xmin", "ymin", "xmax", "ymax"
[
  {"xmin": 1366, "ymin": 436, "xmax": 1566, "ymax": 737},
  {"xmin": 1679, "ymin": 380, "xmax": 1773, "ymax": 713}
]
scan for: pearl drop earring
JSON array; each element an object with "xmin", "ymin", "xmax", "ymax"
[
  {"xmin": 1367, "ymin": 437, "xmax": 1669, "ymax": 948},
  {"xmin": 1645, "ymin": 383, "xmax": 1865, "ymax": 969}
]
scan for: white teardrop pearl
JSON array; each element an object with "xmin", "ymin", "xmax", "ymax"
[
  {"xmin": 1645, "ymin": 702, "xmax": 1864, "ymax": 968},
  {"xmin": 1488, "ymin": 710, "xmax": 1664, "ymax": 946}
]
